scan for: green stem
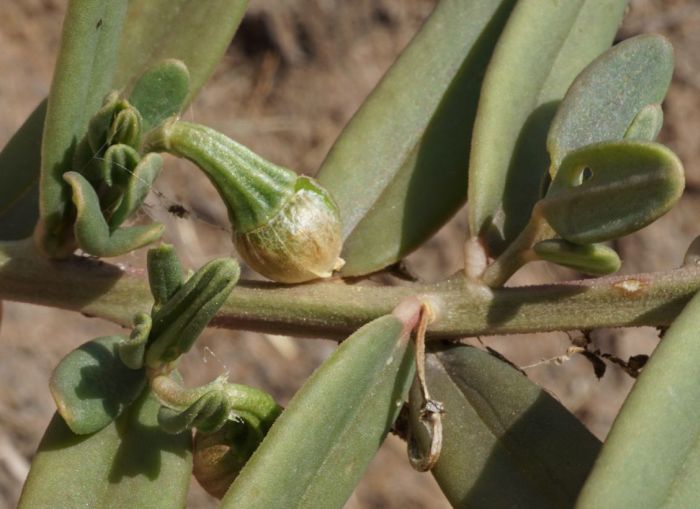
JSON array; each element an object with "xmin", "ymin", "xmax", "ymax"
[
  {"xmin": 0, "ymin": 239, "xmax": 697, "ymax": 339},
  {"xmin": 481, "ymin": 212, "xmax": 553, "ymax": 287}
]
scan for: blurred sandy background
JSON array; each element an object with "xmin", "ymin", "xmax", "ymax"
[{"xmin": 1, "ymin": 0, "xmax": 699, "ymax": 507}]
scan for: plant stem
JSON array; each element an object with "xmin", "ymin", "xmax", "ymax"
[
  {"xmin": 0, "ymin": 239, "xmax": 697, "ymax": 340},
  {"xmin": 481, "ymin": 212, "xmax": 553, "ymax": 287}
]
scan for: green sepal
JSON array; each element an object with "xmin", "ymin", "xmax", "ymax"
[
  {"xmin": 64, "ymin": 171, "xmax": 164, "ymax": 257},
  {"xmin": 49, "ymin": 335, "xmax": 147, "ymax": 435},
  {"xmin": 145, "ymin": 257, "xmax": 240, "ymax": 367},
  {"xmin": 410, "ymin": 344, "xmax": 600, "ymax": 509},
  {"xmin": 624, "ymin": 103, "xmax": 664, "ymax": 141},
  {"xmin": 129, "ymin": 59, "xmax": 190, "ymax": 132},
  {"xmin": 118, "ymin": 312, "xmax": 152, "ymax": 370},
  {"xmin": 18, "ymin": 388, "xmax": 192, "ymax": 509},
  {"xmin": 548, "ymin": 34, "xmax": 673, "ymax": 172},
  {"xmin": 87, "ymin": 93, "xmax": 142, "ymax": 154},
  {"xmin": 538, "ymin": 140, "xmax": 684, "ymax": 244},
  {"xmin": 93, "ymin": 143, "xmax": 141, "ymax": 187},
  {"xmin": 221, "ymin": 300, "xmax": 419, "ymax": 509},
  {"xmin": 576, "ymin": 290, "xmax": 700, "ymax": 508},
  {"xmin": 533, "ymin": 239, "xmax": 621, "ymax": 276},
  {"xmin": 108, "ymin": 152, "xmax": 163, "ymax": 228},
  {"xmin": 147, "ymin": 244, "xmax": 185, "ymax": 310}
]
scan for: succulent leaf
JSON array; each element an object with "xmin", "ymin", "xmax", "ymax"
[
  {"xmin": 577, "ymin": 290, "xmax": 700, "ymax": 508},
  {"xmin": 49, "ymin": 335, "xmax": 147, "ymax": 435},
  {"xmin": 548, "ymin": 34, "xmax": 674, "ymax": 171},
  {"xmin": 128, "ymin": 59, "xmax": 190, "ymax": 132},
  {"xmin": 316, "ymin": 0, "xmax": 519, "ymax": 276},
  {"xmin": 19, "ymin": 388, "xmax": 192, "ymax": 509},
  {"xmin": 220, "ymin": 298, "xmax": 421, "ymax": 508},
  {"xmin": 468, "ymin": 0, "xmax": 628, "ymax": 256},
  {"xmin": 411, "ymin": 344, "xmax": 600, "ymax": 509},
  {"xmin": 538, "ymin": 140, "xmax": 684, "ymax": 244}
]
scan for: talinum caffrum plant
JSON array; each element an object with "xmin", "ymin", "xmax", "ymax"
[{"xmin": 1, "ymin": 0, "xmax": 699, "ymax": 507}]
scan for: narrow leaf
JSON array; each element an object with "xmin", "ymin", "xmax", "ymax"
[
  {"xmin": 548, "ymin": 34, "xmax": 673, "ymax": 170},
  {"xmin": 316, "ymin": 0, "xmax": 518, "ymax": 276},
  {"xmin": 538, "ymin": 140, "xmax": 684, "ymax": 244},
  {"xmin": 0, "ymin": 101, "xmax": 46, "ymax": 240},
  {"xmin": 50, "ymin": 335, "xmax": 146, "ymax": 435},
  {"xmin": 37, "ymin": 0, "xmax": 130, "ymax": 256},
  {"xmin": 220, "ymin": 299, "xmax": 421, "ymax": 508},
  {"xmin": 114, "ymin": 0, "xmax": 249, "ymax": 105},
  {"xmin": 411, "ymin": 344, "xmax": 600, "ymax": 508},
  {"xmin": 468, "ymin": 0, "xmax": 628, "ymax": 256},
  {"xmin": 18, "ymin": 389, "xmax": 192, "ymax": 509},
  {"xmin": 576, "ymin": 290, "xmax": 700, "ymax": 508}
]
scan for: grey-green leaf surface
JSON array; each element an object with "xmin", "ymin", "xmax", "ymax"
[
  {"xmin": 128, "ymin": 60, "xmax": 190, "ymax": 133},
  {"xmin": 18, "ymin": 389, "xmax": 192, "ymax": 509},
  {"xmin": 114, "ymin": 0, "xmax": 249, "ymax": 105},
  {"xmin": 538, "ymin": 140, "xmax": 684, "ymax": 244},
  {"xmin": 220, "ymin": 308, "xmax": 418, "ymax": 508},
  {"xmin": 0, "ymin": 101, "xmax": 46, "ymax": 240},
  {"xmin": 316, "ymin": 0, "xmax": 518, "ymax": 276},
  {"xmin": 37, "ymin": 0, "xmax": 129, "ymax": 256},
  {"xmin": 49, "ymin": 335, "xmax": 146, "ymax": 435},
  {"xmin": 576, "ymin": 290, "xmax": 700, "ymax": 508},
  {"xmin": 411, "ymin": 344, "xmax": 600, "ymax": 509},
  {"xmin": 467, "ymin": 0, "xmax": 627, "ymax": 257},
  {"xmin": 548, "ymin": 34, "xmax": 673, "ymax": 170}
]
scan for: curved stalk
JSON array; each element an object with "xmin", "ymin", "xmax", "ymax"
[{"xmin": 0, "ymin": 239, "xmax": 697, "ymax": 340}]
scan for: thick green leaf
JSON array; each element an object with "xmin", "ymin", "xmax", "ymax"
[
  {"xmin": 468, "ymin": 0, "xmax": 627, "ymax": 257},
  {"xmin": 114, "ymin": 0, "xmax": 249, "ymax": 105},
  {"xmin": 0, "ymin": 101, "xmax": 46, "ymax": 240},
  {"xmin": 316, "ymin": 0, "xmax": 518, "ymax": 276},
  {"xmin": 411, "ymin": 344, "xmax": 600, "ymax": 508},
  {"xmin": 576, "ymin": 290, "xmax": 700, "ymax": 508},
  {"xmin": 37, "ymin": 0, "xmax": 130, "ymax": 256},
  {"xmin": 128, "ymin": 60, "xmax": 190, "ymax": 133},
  {"xmin": 220, "ymin": 301, "xmax": 420, "ymax": 508},
  {"xmin": 538, "ymin": 140, "xmax": 684, "ymax": 244},
  {"xmin": 18, "ymin": 388, "xmax": 192, "ymax": 509},
  {"xmin": 49, "ymin": 335, "xmax": 146, "ymax": 435},
  {"xmin": 533, "ymin": 239, "xmax": 620, "ymax": 276},
  {"xmin": 548, "ymin": 34, "xmax": 673, "ymax": 170}
]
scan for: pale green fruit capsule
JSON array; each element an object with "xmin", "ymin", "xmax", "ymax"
[{"xmin": 147, "ymin": 120, "xmax": 344, "ymax": 283}]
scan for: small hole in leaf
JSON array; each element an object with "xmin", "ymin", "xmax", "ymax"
[{"xmin": 574, "ymin": 166, "xmax": 594, "ymax": 186}]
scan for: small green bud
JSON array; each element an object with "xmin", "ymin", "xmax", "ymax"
[
  {"xmin": 146, "ymin": 120, "xmax": 344, "ymax": 283},
  {"xmin": 146, "ymin": 257, "xmax": 240, "ymax": 367},
  {"xmin": 533, "ymin": 239, "xmax": 621, "ymax": 276}
]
